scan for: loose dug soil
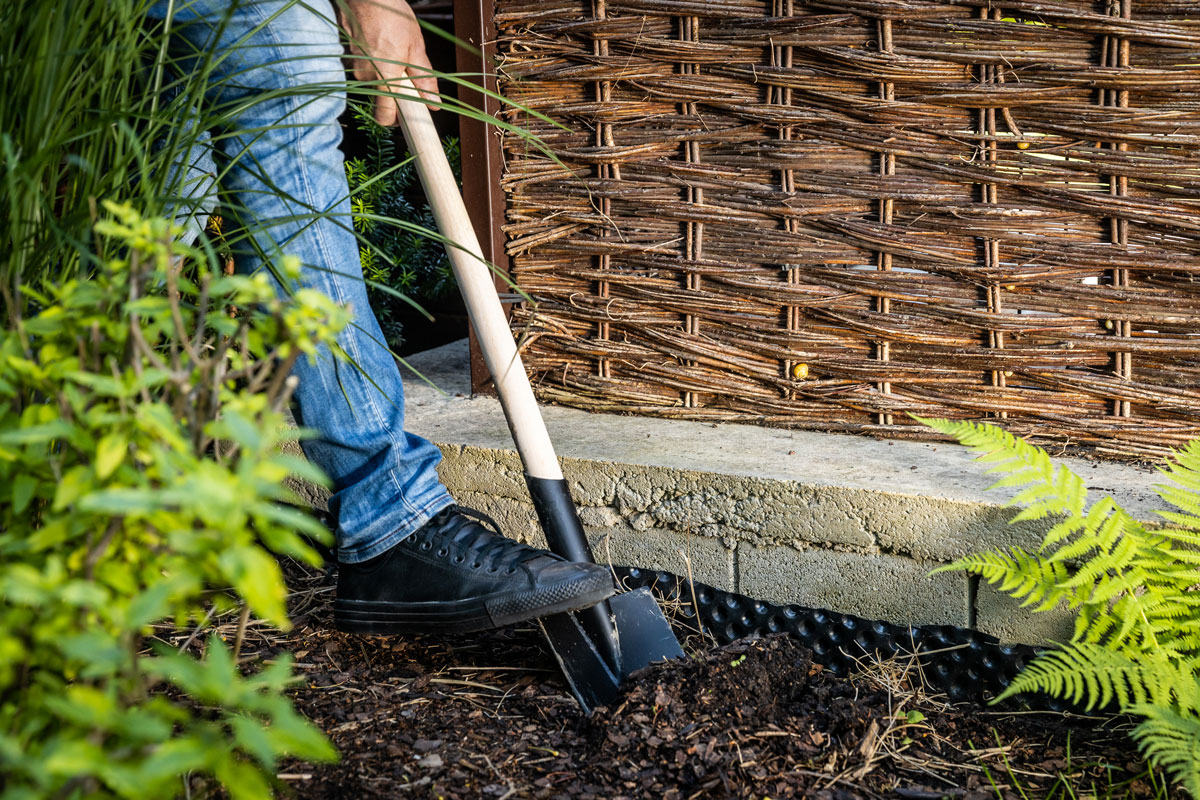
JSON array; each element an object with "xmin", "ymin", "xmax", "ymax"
[{"xmin": 244, "ymin": 562, "xmax": 1173, "ymax": 799}]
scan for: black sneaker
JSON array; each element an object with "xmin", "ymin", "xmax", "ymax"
[{"xmin": 333, "ymin": 506, "xmax": 616, "ymax": 634}]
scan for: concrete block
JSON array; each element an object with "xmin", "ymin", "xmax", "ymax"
[
  {"xmin": 870, "ymin": 496, "xmax": 1050, "ymax": 563},
  {"xmin": 588, "ymin": 526, "xmax": 735, "ymax": 592},
  {"xmin": 436, "ymin": 445, "xmax": 527, "ymax": 500},
  {"xmin": 577, "ymin": 505, "xmax": 624, "ymax": 529},
  {"xmin": 566, "ymin": 464, "xmax": 618, "ymax": 506},
  {"xmin": 738, "ymin": 545, "xmax": 969, "ymax": 628},
  {"xmin": 277, "ymin": 435, "xmax": 330, "ymax": 511},
  {"xmin": 776, "ymin": 485, "xmax": 876, "ymax": 549},
  {"xmin": 450, "ymin": 490, "xmax": 543, "ymax": 547},
  {"xmin": 444, "ymin": 491, "xmax": 736, "ymax": 591},
  {"xmin": 574, "ymin": 462, "xmax": 878, "ymax": 550},
  {"xmin": 974, "ymin": 582, "xmax": 1076, "ymax": 645}
]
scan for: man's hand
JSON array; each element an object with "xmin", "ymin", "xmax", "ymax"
[{"xmin": 337, "ymin": 0, "xmax": 438, "ymax": 126}]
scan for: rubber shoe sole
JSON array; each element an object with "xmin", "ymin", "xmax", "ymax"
[{"xmin": 333, "ymin": 569, "xmax": 616, "ymax": 634}]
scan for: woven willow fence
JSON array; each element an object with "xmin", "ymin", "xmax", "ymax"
[{"xmin": 492, "ymin": 0, "xmax": 1200, "ymax": 460}]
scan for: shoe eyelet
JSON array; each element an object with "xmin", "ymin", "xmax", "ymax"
[
  {"xmin": 437, "ymin": 548, "xmax": 448, "ymax": 557},
  {"xmin": 487, "ymin": 567, "xmax": 498, "ymax": 574},
  {"xmin": 507, "ymin": 568, "xmax": 517, "ymax": 574},
  {"xmin": 471, "ymin": 562, "xmax": 481, "ymax": 569},
  {"xmin": 454, "ymin": 555, "xmax": 464, "ymax": 564},
  {"xmin": 421, "ymin": 542, "xmax": 432, "ymax": 550}
]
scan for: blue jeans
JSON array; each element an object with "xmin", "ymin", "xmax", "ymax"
[{"xmin": 149, "ymin": 0, "xmax": 453, "ymax": 562}]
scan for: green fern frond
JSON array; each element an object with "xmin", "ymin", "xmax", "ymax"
[
  {"xmin": 1057, "ymin": 518, "xmax": 1137, "ymax": 588},
  {"xmin": 1002, "ymin": 550, "xmax": 1072, "ymax": 611},
  {"xmin": 918, "ymin": 417, "xmax": 1042, "ymax": 476},
  {"xmin": 1153, "ymin": 527, "xmax": 1200, "ymax": 551},
  {"xmin": 921, "ymin": 418, "xmax": 1200, "ymax": 796},
  {"xmin": 1011, "ymin": 463, "xmax": 1087, "ymax": 523},
  {"xmin": 1054, "ymin": 505, "xmax": 1138, "ymax": 564},
  {"xmin": 1047, "ymin": 538, "xmax": 1099, "ymax": 566},
  {"xmin": 1160, "ymin": 440, "xmax": 1200, "ymax": 490},
  {"xmin": 1156, "ymin": 442, "xmax": 1200, "ymax": 529},
  {"xmin": 931, "ymin": 548, "xmax": 1023, "ymax": 582},
  {"xmin": 1041, "ymin": 516, "xmax": 1085, "ymax": 550},
  {"xmin": 1072, "ymin": 606, "xmax": 1101, "ymax": 641},
  {"xmin": 935, "ymin": 547, "xmax": 1070, "ymax": 611},
  {"xmin": 1156, "ymin": 509, "xmax": 1200, "ymax": 533},
  {"xmin": 1106, "ymin": 590, "xmax": 1160, "ymax": 653},
  {"xmin": 1175, "ymin": 660, "xmax": 1200, "ymax": 713},
  {"xmin": 916, "ymin": 417, "xmax": 1088, "ymax": 521},
  {"xmin": 1149, "ymin": 614, "xmax": 1200, "ymax": 660},
  {"xmin": 998, "ymin": 643, "xmax": 1172, "ymax": 710},
  {"xmin": 1148, "ymin": 600, "xmax": 1200, "ymax": 621},
  {"xmin": 1159, "ymin": 557, "xmax": 1200, "ymax": 580},
  {"xmin": 1157, "ymin": 484, "xmax": 1200, "ymax": 516},
  {"xmin": 1130, "ymin": 705, "xmax": 1200, "ymax": 799}
]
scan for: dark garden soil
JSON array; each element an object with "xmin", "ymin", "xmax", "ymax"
[{"xmin": 255, "ymin": 561, "xmax": 1172, "ymax": 800}]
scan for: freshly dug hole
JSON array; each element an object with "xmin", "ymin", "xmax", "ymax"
[{"xmin": 589, "ymin": 636, "xmax": 816, "ymax": 744}]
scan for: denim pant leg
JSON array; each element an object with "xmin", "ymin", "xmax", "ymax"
[
  {"xmin": 160, "ymin": 126, "xmax": 218, "ymax": 247},
  {"xmin": 149, "ymin": 0, "xmax": 453, "ymax": 562}
]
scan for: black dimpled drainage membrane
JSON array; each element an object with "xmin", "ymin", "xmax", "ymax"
[{"xmin": 612, "ymin": 566, "xmax": 1065, "ymax": 709}]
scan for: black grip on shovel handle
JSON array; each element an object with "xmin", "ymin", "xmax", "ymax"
[
  {"xmin": 525, "ymin": 475, "xmax": 596, "ymax": 563},
  {"xmin": 526, "ymin": 476, "xmax": 620, "ymax": 673}
]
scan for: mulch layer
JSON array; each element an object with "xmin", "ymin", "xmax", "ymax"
[{"xmin": 246, "ymin": 562, "xmax": 1173, "ymax": 800}]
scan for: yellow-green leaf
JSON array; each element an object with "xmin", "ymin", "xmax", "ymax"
[
  {"xmin": 216, "ymin": 757, "xmax": 273, "ymax": 800},
  {"xmin": 12, "ymin": 473, "xmax": 36, "ymax": 514},
  {"xmin": 218, "ymin": 546, "xmax": 289, "ymax": 630},
  {"xmin": 95, "ymin": 432, "xmax": 128, "ymax": 479},
  {"xmin": 0, "ymin": 420, "xmax": 73, "ymax": 446},
  {"xmin": 53, "ymin": 465, "xmax": 91, "ymax": 511}
]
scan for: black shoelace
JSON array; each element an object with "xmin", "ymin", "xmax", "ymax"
[{"xmin": 410, "ymin": 506, "xmax": 555, "ymax": 574}]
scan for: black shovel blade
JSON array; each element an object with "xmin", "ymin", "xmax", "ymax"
[
  {"xmin": 539, "ymin": 588, "xmax": 686, "ymax": 713},
  {"xmin": 611, "ymin": 586, "xmax": 686, "ymax": 672},
  {"xmin": 539, "ymin": 609, "xmax": 619, "ymax": 712}
]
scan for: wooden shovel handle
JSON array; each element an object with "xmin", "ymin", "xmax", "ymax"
[{"xmin": 395, "ymin": 90, "xmax": 563, "ymax": 481}]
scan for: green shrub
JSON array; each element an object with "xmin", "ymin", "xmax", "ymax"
[
  {"xmin": 0, "ymin": 203, "xmax": 343, "ymax": 799},
  {"xmin": 344, "ymin": 106, "xmax": 459, "ymax": 350},
  {"xmin": 924, "ymin": 418, "xmax": 1200, "ymax": 796}
]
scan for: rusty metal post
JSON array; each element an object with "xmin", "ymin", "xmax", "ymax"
[{"xmin": 453, "ymin": 0, "xmax": 509, "ymax": 395}]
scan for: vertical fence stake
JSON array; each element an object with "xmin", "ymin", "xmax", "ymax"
[
  {"xmin": 1105, "ymin": 0, "xmax": 1134, "ymax": 419},
  {"xmin": 874, "ymin": 16, "xmax": 896, "ymax": 426},
  {"xmin": 454, "ymin": 0, "xmax": 511, "ymax": 396},
  {"xmin": 592, "ymin": 0, "xmax": 614, "ymax": 383},
  {"xmin": 776, "ymin": 0, "xmax": 802, "ymax": 402},
  {"xmin": 980, "ymin": 7, "xmax": 1007, "ymax": 419},
  {"xmin": 681, "ymin": 13, "xmax": 703, "ymax": 410}
]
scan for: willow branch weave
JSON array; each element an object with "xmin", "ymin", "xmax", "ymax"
[{"xmin": 495, "ymin": 0, "xmax": 1200, "ymax": 460}]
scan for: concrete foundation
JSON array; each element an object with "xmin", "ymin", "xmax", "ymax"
[{"xmin": 301, "ymin": 339, "xmax": 1162, "ymax": 644}]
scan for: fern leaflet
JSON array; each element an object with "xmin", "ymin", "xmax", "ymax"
[{"xmin": 1131, "ymin": 705, "xmax": 1200, "ymax": 799}]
